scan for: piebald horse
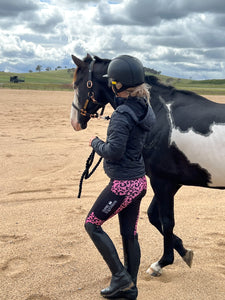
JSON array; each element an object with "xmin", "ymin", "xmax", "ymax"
[{"xmin": 70, "ymin": 53, "xmax": 225, "ymax": 276}]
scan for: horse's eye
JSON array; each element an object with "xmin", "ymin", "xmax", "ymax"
[{"xmin": 74, "ymin": 81, "xmax": 78, "ymax": 89}]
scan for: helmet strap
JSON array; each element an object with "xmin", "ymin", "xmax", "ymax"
[{"xmin": 112, "ymin": 81, "xmax": 128, "ymax": 95}]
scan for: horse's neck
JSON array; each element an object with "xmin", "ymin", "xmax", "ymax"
[{"xmin": 101, "ymin": 72, "xmax": 115, "ymax": 108}]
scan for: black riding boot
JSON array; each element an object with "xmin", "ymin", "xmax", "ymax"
[
  {"xmin": 106, "ymin": 235, "xmax": 140, "ymax": 300},
  {"xmin": 85, "ymin": 222, "xmax": 134, "ymax": 298}
]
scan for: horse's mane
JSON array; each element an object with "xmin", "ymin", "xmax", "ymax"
[
  {"xmin": 93, "ymin": 56, "xmax": 111, "ymax": 82},
  {"xmin": 145, "ymin": 75, "xmax": 207, "ymax": 101},
  {"xmin": 94, "ymin": 55, "xmax": 111, "ymax": 64},
  {"xmin": 83, "ymin": 54, "xmax": 111, "ymax": 64}
]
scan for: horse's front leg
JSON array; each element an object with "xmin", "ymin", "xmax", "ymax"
[{"xmin": 147, "ymin": 177, "xmax": 178, "ymax": 276}]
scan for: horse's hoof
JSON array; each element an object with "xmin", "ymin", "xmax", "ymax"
[
  {"xmin": 146, "ymin": 261, "xmax": 162, "ymax": 277},
  {"xmin": 182, "ymin": 249, "xmax": 194, "ymax": 268}
]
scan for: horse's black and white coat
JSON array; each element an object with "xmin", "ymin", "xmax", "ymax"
[
  {"xmin": 144, "ymin": 77, "xmax": 225, "ymax": 189},
  {"xmin": 166, "ymin": 100, "xmax": 225, "ymax": 187},
  {"xmin": 70, "ymin": 54, "xmax": 225, "ymax": 276}
]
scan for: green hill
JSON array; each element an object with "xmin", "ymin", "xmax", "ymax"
[
  {"xmin": 0, "ymin": 69, "xmax": 74, "ymax": 91},
  {"xmin": 1, "ymin": 69, "xmax": 225, "ymax": 95},
  {"xmin": 146, "ymin": 73, "xmax": 225, "ymax": 95}
]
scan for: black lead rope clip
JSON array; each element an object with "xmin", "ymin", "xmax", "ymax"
[
  {"xmin": 99, "ymin": 115, "xmax": 111, "ymax": 120},
  {"xmin": 77, "ymin": 150, "xmax": 103, "ymax": 198}
]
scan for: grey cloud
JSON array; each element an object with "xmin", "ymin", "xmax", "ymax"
[
  {"xmin": 100, "ymin": 31, "xmax": 135, "ymax": 52},
  {"xmin": 95, "ymin": 0, "xmax": 162, "ymax": 26},
  {"xmin": 96, "ymin": 0, "xmax": 225, "ymax": 27},
  {"xmin": 63, "ymin": 0, "xmax": 97, "ymax": 2},
  {"xmin": 149, "ymin": 28, "xmax": 225, "ymax": 49},
  {"xmin": 95, "ymin": 0, "xmax": 181, "ymax": 27},
  {"xmin": 0, "ymin": 35, "xmax": 36, "ymax": 60},
  {"xmin": 126, "ymin": 0, "xmax": 187, "ymax": 25},
  {"xmin": 184, "ymin": 0, "xmax": 225, "ymax": 14},
  {"xmin": 197, "ymin": 30, "xmax": 225, "ymax": 48},
  {"xmin": 177, "ymin": 63, "xmax": 222, "ymax": 73},
  {"xmin": 0, "ymin": 0, "xmax": 38, "ymax": 17},
  {"xmin": 148, "ymin": 35, "xmax": 198, "ymax": 49},
  {"xmin": 52, "ymin": 0, "xmax": 99, "ymax": 6},
  {"xmin": 27, "ymin": 10, "xmax": 64, "ymax": 34},
  {"xmin": 2, "ymin": 47, "xmax": 35, "ymax": 59},
  {"xmin": 148, "ymin": 59, "xmax": 223, "ymax": 80},
  {"xmin": 0, "ymin": 18, "xmax": 16, "ymax": 30},
  {"xmin": 95, "ymin": 1, "xmax": 131, "ymax": 25},
  {"xmin": 130, "ymin": 0, "xmax": 225, "ymax": 23},
  {"xmin": 203, "ymin": 49, "xmax": 225, "ymax": 60},
  {"xmin": 19, "ymin": 33, "xmax": 68, "ymax": 46},
  {"xmin": 150, "ymin": 49, "xmax": 196, "ymax": 63},
  {"xmin": 212, "ymin": 13, "xmax": 225, "ymax": 27}
]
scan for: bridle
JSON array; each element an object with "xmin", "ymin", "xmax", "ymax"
[{"xmin": 72, "ymin": 59, "xmax": 106, "ymax": 119}]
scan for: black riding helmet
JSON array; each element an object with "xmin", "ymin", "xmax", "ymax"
[{"xmin": 104, "ymin": 55, "xmax": 145, "ymax": 93}]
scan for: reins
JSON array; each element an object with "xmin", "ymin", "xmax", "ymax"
[{"xmin": 77, "ymin": 150, "xmax": 103, "ymax": 198}]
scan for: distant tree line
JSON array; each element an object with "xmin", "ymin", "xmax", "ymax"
[
  {"xmin": 144, "ymin": 67, "xmax": 161, "ymax": 75},
  {"xmin": 28, "ymin": 65, "xmax": 160, "ymax": 75},
  {"xmin": 28, "ymin": 65, "xmax": 72, "ymax": 73}
]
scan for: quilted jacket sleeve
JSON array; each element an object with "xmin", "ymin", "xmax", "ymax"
[{"xmin": 91, "ymin": 111, "xmax": 133, "ymax": 160}]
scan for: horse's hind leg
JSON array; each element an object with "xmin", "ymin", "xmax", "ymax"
[
  {"xmin": 146, "ymin": 179, "xmax": 193, "ymax": 276},
  {"xmin": 148, "ymin": 195, "xmax": 187, "ymax": 256}
]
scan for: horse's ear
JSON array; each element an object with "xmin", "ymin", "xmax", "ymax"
[
  {"xmin": 86, "ymin": 53, "xmax": 92, "ymax": 60},
  {"xmin": 71, "ymin": 55, "xmax": 85, "ymax": 68}
]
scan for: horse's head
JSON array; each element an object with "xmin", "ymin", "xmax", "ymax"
[{"xmin": 70, "ymin": 53, "xmax": 114, "ymax": 131}]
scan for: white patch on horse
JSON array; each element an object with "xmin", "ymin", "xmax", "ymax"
[
  {"xmin": 70, "ymin": 89, "xmax": 81, "ymax": 131},
  {"xmin": 166, "ymin": 102, "xmax": 225, "ymax": 187}
]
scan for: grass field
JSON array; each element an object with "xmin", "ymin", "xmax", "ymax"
[
  {"xmin": 152, "ymin": 74, "xmax": 225, "ymax": 95},
  {"xmin": 1, "ymin": 69, "xmax": 225, "ymax": 95},
  {"xmin": 0, "ymin": 69, "xmax": 74, "ymax": 91}
]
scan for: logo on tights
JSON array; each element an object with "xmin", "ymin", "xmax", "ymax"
[{"xmin": 102, "ymin": 200, "xmax": 117, "ymax": 214}]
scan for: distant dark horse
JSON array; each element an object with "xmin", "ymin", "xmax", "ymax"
[{"xmin": 70, "ymin": 54, "xmax": 225, "ymax": 276}]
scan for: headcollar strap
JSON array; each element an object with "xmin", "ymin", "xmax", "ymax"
[
  {"xmin": 87, "ymin": 59, "xmax": 95, "ymax": 88},
  {"xmin": 72, "ymin": 59, "xmax": 108, "ymax": 119}
]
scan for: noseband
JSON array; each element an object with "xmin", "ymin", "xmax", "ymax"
[{"xmin": 72, "ymin": 59, "xmax": 106, "ymax": 119}]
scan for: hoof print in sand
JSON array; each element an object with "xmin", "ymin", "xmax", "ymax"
[
  {"xmin": 47, "ymin": 254, "xmax": 72, "ymax": 265},
  {"xmin": 0, "ymin": 234, "xmax": 28, "ymax": 244},
  {"xmin": 25, "ymin": 295, "xmax": 52, "ymax": 300},
  {"xmin": 0, "ymin": 257, "xmax": 28, "ymax": 277}
]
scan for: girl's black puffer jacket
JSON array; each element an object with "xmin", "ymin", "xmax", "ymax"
[{"xmin": 91, "ymin": 96, "xmax": 156, "ymax": 180}]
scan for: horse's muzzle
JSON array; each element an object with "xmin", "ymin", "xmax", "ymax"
[
  {"xmin": 71, "ymin": 120, "xmax": 82, "ymax": 131},
  {"xmin": 71, "ymin": 120, "xmax": 87, "ymax": 131}
]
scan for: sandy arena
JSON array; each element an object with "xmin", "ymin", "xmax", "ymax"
[{"xmin": 0, "ymin": 89, "xmax": 225, "ymax": 300}]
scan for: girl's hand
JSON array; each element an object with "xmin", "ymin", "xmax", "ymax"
[{"xmin": 89, "ymin": 136, "xmax": 97, "ymax": 146}]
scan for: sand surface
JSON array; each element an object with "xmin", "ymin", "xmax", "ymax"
[{"xmin": 0, "ymin": 89, "xmax": 225, "ymax": 300}]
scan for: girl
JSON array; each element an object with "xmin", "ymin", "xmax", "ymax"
[{"xmin": 85, "ymin": 55, "xmax": 156, "ymax": 299}]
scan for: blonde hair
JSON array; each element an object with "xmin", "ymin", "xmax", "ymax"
[{"xmin": 127, "ymin": 83, "xmax": 150, "ymax": 103}]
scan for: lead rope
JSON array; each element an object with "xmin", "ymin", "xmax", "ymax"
[{"xmin": 77, "ymin": 150, "xmax": 103, "ymax": 198}]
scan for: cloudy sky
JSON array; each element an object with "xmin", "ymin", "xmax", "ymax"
[{"xmin": 1, "ymin": 0, "xmax": 225, "ymax": 79}]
